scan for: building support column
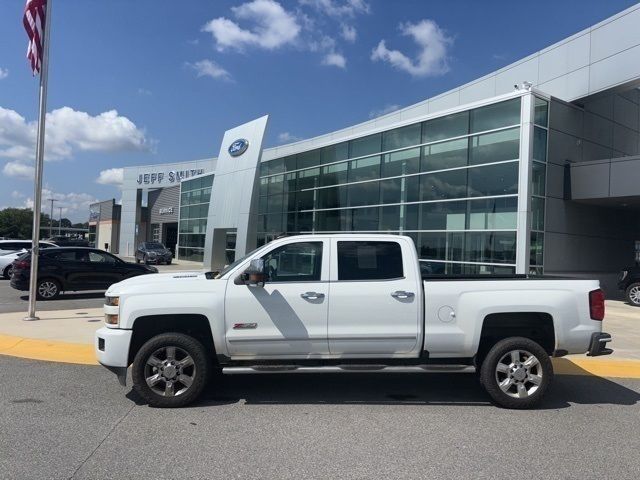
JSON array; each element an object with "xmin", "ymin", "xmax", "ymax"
[{"xmin": 515, "ymin": 92, "xmax": 534, "ymax": 274}]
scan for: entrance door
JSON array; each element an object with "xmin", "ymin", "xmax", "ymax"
[
  {"xmin": 224, "ymin": 240, "xmax": 329, "ymax": 357},
  {"xmin": 327, "ymin": 239, "xmax": 421, "ymax": 355},
  {"xmin": 163, "ymin": 223, "xmax": 178, "ymax": 256}
]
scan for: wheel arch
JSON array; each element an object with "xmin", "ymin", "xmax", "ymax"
[{"xmin": 128, "ymin": 314, "xmax": 217, "ymax": 365}]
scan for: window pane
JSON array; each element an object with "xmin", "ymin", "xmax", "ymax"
[
  {"xmin": 467, "ymin": 162, "xmax": 518, "ymax": 197},
  {"xmin": 297, "ymin": 211, "xmax": 313, "ymax": 232},
  {"xmin": 530, "ymin": 231, "xmax": 544, "ymax": 266},
  {"xmin": 349, "ymin": 156, "xmax": 380, "ymax": 182},
  {"xmin": 468, "ymin": 197, "xmax": 517, "ymax": 230},
  {"xmin": 423, "ymin": 111, "xmax": 468, "ymax": 143},
  {"xmin": 404, "ymin": 204, "xmax": 419, "ymax": 230},
  {"xmin": 348, "ymin": 182, "xmax": 380, "ymax": 206},
  {"xmin": 421, "ymin": 200, "xmax": 467, "ymax": 230},
  {"xmin": 321, "ymin": 162, "xmax": 348, "ymax": 186},
  {"xmin": 265, "ymin": 213, "xmax": 283, "ymax": 232},
  {"xmin": 469, "ymin": 128, "xmax": 520, "ymax": 165},
  {"xmin": 465, "ymin": 232, "xmax": 516, "ymax": 264},
  {"xmin": 297, "ymin": 167, "xmax": 320, "ymax": 190},
  {"xmin": 284, "ymin": 172, "xmax": 297, "ymax": 193},
  {"xmin": 350, "ymin": 133, "xmax": 382, "ymax": 158},
  {"xmin": 297, "ymin": 150, "xmax": 321, "ymax": 169},
  {"xmin": 268, "ymin": 174, "xmax": 284, "ymax": 195},
  {"xmin": 531, "ymin": 196, "xmax": 545, "ymax": 231},
  {"xmin": 337, "ymin": 241, "xmax": 403, "ymax": 280},
  {"xmin": 382, "ymin": 123, "xmax": 421, "ymax": 151},
  {"xmin": 267, "ymin": 194, "xmax": 284, "ymax": 214},
  {"xmin": 263, "ymin": 242, "xmax": 323, "ymax": 282},
  {"xmin": 405, "ymin": 176, "xmax": 420, "ymax": 203},
  {"xmin": 380, "ymin": 205, "xmax": 401, "ymax": 231},
  {"xmin": 420, "ymin": 169, "xmax": 468, "ymax": 201},
  {"xmin": 321, "ymin": 142, "xmax": 349, "ymax": 164},
  {"xmin": 532, "ymin": 161, "xmax": 546, "ymax": 196},
  {"xmin": 380, "ymin": 177, "xmax": 402, "ymax": 204},
  {"xmin": 295, "ymin": 190, "xmax": 315, "ymax": 210},
  {"xmin": 382, "ymin": 148, "xmax": 420, "ymax": 177},
  {"xmin": 470, "ymin": 98, "xmax": 521, "ymax": 133},
  {"xmin": 533, "ymin": 127, "xmax": 547, "ymax": 162},
  {"xmin": 316, "ymin": 209, "xmax": 350, "ymax": 231},
  {"xmin": 318, "ymin": 186, "xmax": 347, "ymax": 209},
  {"xmin": 284, "ymin": 155, "xmax": 297, "ymax": 172},
  {"xmin": 534, "ymin": 97, "xmax": 548, "ymax": 127},
  {"xmin": 422, "ymin": 138, "xmax": 468, "ymax": 171},
  {"xmin": 418, "ymin": 232, "xmax": 464, "ymax": 261},
  {"xmin": 267, "ymin": 158, "xmax": 285, "ymax": 175},
  {"xmin": 352, "ymin": 207, "xmax": 379, "ymax": 231}
]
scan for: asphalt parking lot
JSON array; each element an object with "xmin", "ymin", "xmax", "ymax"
[{"xmin": 1, "ymin": 355, "xmax": 639, "ymax": 480}]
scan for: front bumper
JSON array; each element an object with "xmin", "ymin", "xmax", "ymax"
[
  {"xmin": 95, "ymin": 326, "xmax": 132, "ymax": 385},
  {"xmin": 587, "ymin": 332, "xmax": 613, "ymax": 357}
]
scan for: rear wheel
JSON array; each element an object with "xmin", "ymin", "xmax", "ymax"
[
  {"xmin": 2, "ymin": 265, "xmax": 12, "ymax": 279},
  {"xmin": 36, "ymin": 278, "xmax": 60, "ymax": 300},
  {"xmin": 626, "ymin": 283, "xmax": 640, "ymax": 306},
  {"xmin": 480, "ymin": 337, "xmax": 552, "ymax": 409},
  {"xmin": 132, "ymin": 333, "xmax": 210, "ymax": 408}
]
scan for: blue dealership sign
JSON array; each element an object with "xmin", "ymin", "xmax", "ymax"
[{"xmin": 228, "ymin": 138, "xmax": 249, "ymax": 157}]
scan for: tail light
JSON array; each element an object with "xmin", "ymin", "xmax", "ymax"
[
  {"xmin": 589, "ymin": 289, "xmax": 605, "ymax": 321},
  {"xmin": 13, "ymin": 260, "xmax": 30, "ymax": 270}
]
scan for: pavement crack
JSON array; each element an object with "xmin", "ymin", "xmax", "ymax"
[{"xmin": 67, "ymin": 403, "xmax": 136, "ymax": 479}]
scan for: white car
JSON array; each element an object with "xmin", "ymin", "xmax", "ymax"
[
  {"xmin": 96, "ymin": 234, "xmax": 612, "ymax": 409},
  {"xmin": 0, "ymin": 241, "xmax": 58, "ymax": 279}
]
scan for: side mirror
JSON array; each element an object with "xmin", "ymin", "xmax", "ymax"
[{"xmin": 239, "ymin": 258, "xmax": 266, "ymax": 287}]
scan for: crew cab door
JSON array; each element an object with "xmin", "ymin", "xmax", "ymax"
[
  {"xmin": 327, "ymin": 238, "xmax": 421, "ymax": 355},
  {"xmin": 224, "ymin": 239, "xmax": 329, "ymax": 357}
]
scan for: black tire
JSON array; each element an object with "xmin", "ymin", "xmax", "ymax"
[
  {"xmin": 36, "ymin": 278, "xmax": 61, "ymax": 300},
  {"xmin": 166, "ymin": 260, "xmax": 172, "ymax": 265},
  {"xmin": 625, "ymin": 282, "xmax": 640, "ymax": 306},
  {"xmin": 2, "ymin": 265, "xmax": 12, "ymax": 280},
  {"xmin": 132, "ymin": 333, "xmax": 210, "ymax": 408},
  {"xmin": 479, "ymin": 337, "xmax": 553, "ymax": 409},
  {"xmin": 143, "ymin": 255, "xmax": 149, "ymax": 265},
  {"xmin": 135, "ymin": 256, "xmax": 140, "ymax": 264}
]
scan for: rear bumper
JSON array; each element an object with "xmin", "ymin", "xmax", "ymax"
[
  {"xmin": 587, "ymin": 332, "xmax": 613, "ymax": 357},
  {"xmin": 10, "ymin": 276, "xmax": 29, "ymax": 290}
]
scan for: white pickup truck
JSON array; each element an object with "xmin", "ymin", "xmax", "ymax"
[{"xmin": 96, "ymin": 234, "xmax": 612, "ymax": 409}]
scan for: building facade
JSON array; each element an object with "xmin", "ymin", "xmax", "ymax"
[{"xmin": 99, "ymin": 4, "xmax": 640, "ymax": 294}]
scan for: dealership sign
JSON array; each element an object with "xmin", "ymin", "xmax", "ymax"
[
  {"xmin": 136, "ymin": 168, "xmax": 205, "ymax": 185},
  {"xmin": 159, "ymin": 207, "xmax": 174, "ymax": 215},
  {"xmin": 228, "ymin": 139, "xmax": 249, "ymax": 157}
]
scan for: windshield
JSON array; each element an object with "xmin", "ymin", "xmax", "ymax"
[
  {"xmin": 215, "ymin": 244, "xmax": 270, "ymax": 278},
  {"xmin": 145, "ymin": 243, "xmax": 165, "ymax": 250}
]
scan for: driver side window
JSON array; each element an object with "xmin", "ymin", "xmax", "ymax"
[{"xmin": 262, "ymin": 242, "xmax": 323, "ymax": 282}]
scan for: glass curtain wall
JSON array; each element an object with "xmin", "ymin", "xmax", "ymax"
[
  {"xmin": 177, "ymin": 174, "xmax": 213, "ymax": 262},
  {"xmin": 257, "ymin": 97, "xmax": 523, "ymax": 274},
  {"xmin": 530, "ymin": 97, "xmax": 548, "ymax": 275}
]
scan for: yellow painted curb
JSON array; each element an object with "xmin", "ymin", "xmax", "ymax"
[
  {"xmin": 552, "ymin": 357, "xmax": 640, "ymax": 379},
  {"xmin": 0, "ymin": 334, "xmax": 98, "ymax": 365}
]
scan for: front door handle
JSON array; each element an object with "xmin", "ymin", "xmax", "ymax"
[
  {"xmin": 391, "ymin": 290, "xmax": 414, "ymax": 299},
  {"xmin": 301, "ymin": 292, "xmax": 325, "ymax": 300}
]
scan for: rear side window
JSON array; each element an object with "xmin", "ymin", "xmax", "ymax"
[
  {"xmin": 337, "ymin": 241, "xmax": 403, "ymax": 280},
  {"xmin": 51, "ymin": 251, "xmax": 79, "ymax": 262}
]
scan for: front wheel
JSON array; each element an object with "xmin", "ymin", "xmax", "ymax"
[
  {"xmin": 132, "ymin": 333, "xmax": 210, "ymax": 408},
  {"xmin": 479, "ymin": 337, "xmax": 553, "ymax": 409},
  {"xmin": 36, "ymin": 278, "xmax": 60, "ymax": 300},
  {"xmin": 626, "ymin": 283, "xmax": 640, "ymax": 306}
]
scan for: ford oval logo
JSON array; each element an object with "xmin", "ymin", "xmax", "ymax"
[{"xmin": 228, "ymin": 138, "xmax": 249, "ymax": 157}]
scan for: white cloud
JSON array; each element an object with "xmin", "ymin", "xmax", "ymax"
[
  {"xmin": 96, "ymin": 168, "xmax": 124, "ymax": 186},
  {"xmin": 322, "ymin": 52, "xmax": 346, "ymax": 68},
  {"xmin": 371, "ymin": 19, "xmax": 452, "ymax": 77},
  {"xmin": 21, "ymin": 188, "xmax": 99, "ymax": 221},
  {"xmin": 368, "ymin": 104, "xmax": 400, "ymax": 119},
  {"xmin": 186, "ymin": 60, "xmax": 232, "ymax": 81},
  {"xmin": 3, "ymin": 161, "xmax": 34, "ymax": 179},
  {"xmin": 11, "ymin": 190, "xmax": 25, "ymax": 199},
  {"xmin": 0, "ymin": 68, "xmax": 8, "ymax": 80},
  {"xmin": 0, "ymin": 106, "xmax": 149, "ymax": 162},
  {"xmin": 278, "ymin": 132, "xmax": 303, "ymax": 143},
  {"xmin": 202, "ymin": 0, "xmax": 300, "ymax": 52},
  {"xmin": 340, "ymin": 24, "xmax": 356, "ymax": 42},
  {"xmin": 299, "ymin": 0, "xmax": 370, "ymax": 17}
]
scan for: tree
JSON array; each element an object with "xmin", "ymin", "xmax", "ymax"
[{"xmin": 0, "ymin": 208, "xmax": 51, "ymax": 239}]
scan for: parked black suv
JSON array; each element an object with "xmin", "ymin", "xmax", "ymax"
[
  {"xmin": 46, "ymin": 236, "xmax": 90, "ymax": 247},
  {"xmin": 618, "ymin": 265, "xmax": 640, "ymax": 306},
  {"xmin": 135, "ymin": 242, "xmax": 173, "ymax": 265},
  {"xmin": 10, "ymin": 247, "xmax": 157, "ymax": 300}
]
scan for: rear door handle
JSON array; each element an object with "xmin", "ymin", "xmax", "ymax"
[
  {"xmin": 301, "ymin": 292, "xmax": 325, "ymax": 300},
  {"xmin": 391, "ymin": 290, "xmax": 414, "ymax": 299}
]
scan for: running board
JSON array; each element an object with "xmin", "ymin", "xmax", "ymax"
[{"xmin": 222, "ymin": 365, "xmax": 476, "ymax": 374}]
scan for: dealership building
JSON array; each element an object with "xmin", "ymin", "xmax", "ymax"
[{"xmin": 93, "ymin": 4, "xmax": 640, "ymax": 293}]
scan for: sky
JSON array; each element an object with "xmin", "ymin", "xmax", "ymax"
[{"xmin": 0, "ymin": 0, "xmax": 637, "ymax": 221}]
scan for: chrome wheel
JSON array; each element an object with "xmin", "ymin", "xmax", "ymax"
[
  {"xmin": 144, "ymin": 346, "xmax": 196, "ymax": 397},
  {"xmin": 494, "ymin": 349, "xmax": 543, "ymax": 399},
  {"xmin": 629, "ymin": 285, "xmax": 640, "ymax": 305},
  {"xmin": 37, "ymin": 280, "xmax": 58, "ymax": 299}
]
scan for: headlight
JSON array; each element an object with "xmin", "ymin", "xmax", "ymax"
[{"xmin": 105, "ymin": 296, "xmax": 119, "ymax": 306}]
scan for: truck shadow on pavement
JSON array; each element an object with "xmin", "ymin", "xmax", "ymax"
[
  {"xmin": 19, "ymin": 291, "xmax": 105, "ymax": 301},
  {"xmin": 127, "ymin": 364, "xmax": 640, "ymax": 410}
]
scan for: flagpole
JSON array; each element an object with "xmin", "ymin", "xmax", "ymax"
[{"xmin": 25, "ymin": 0, "xmax": 53, "ymax": 321}]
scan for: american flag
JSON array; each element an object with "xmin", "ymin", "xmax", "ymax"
[{"xmin": 23, "ymin": 0, "xmax": 47, "ymax": 75}]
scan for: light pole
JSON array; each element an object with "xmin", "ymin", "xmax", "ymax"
[
  {"xmin": 47, "ymin": 198, "xmax": 57, "ymax": 238},
  {"xmin": 58, "ymin": 206, "xmax": 63, "ymax": 235}
]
